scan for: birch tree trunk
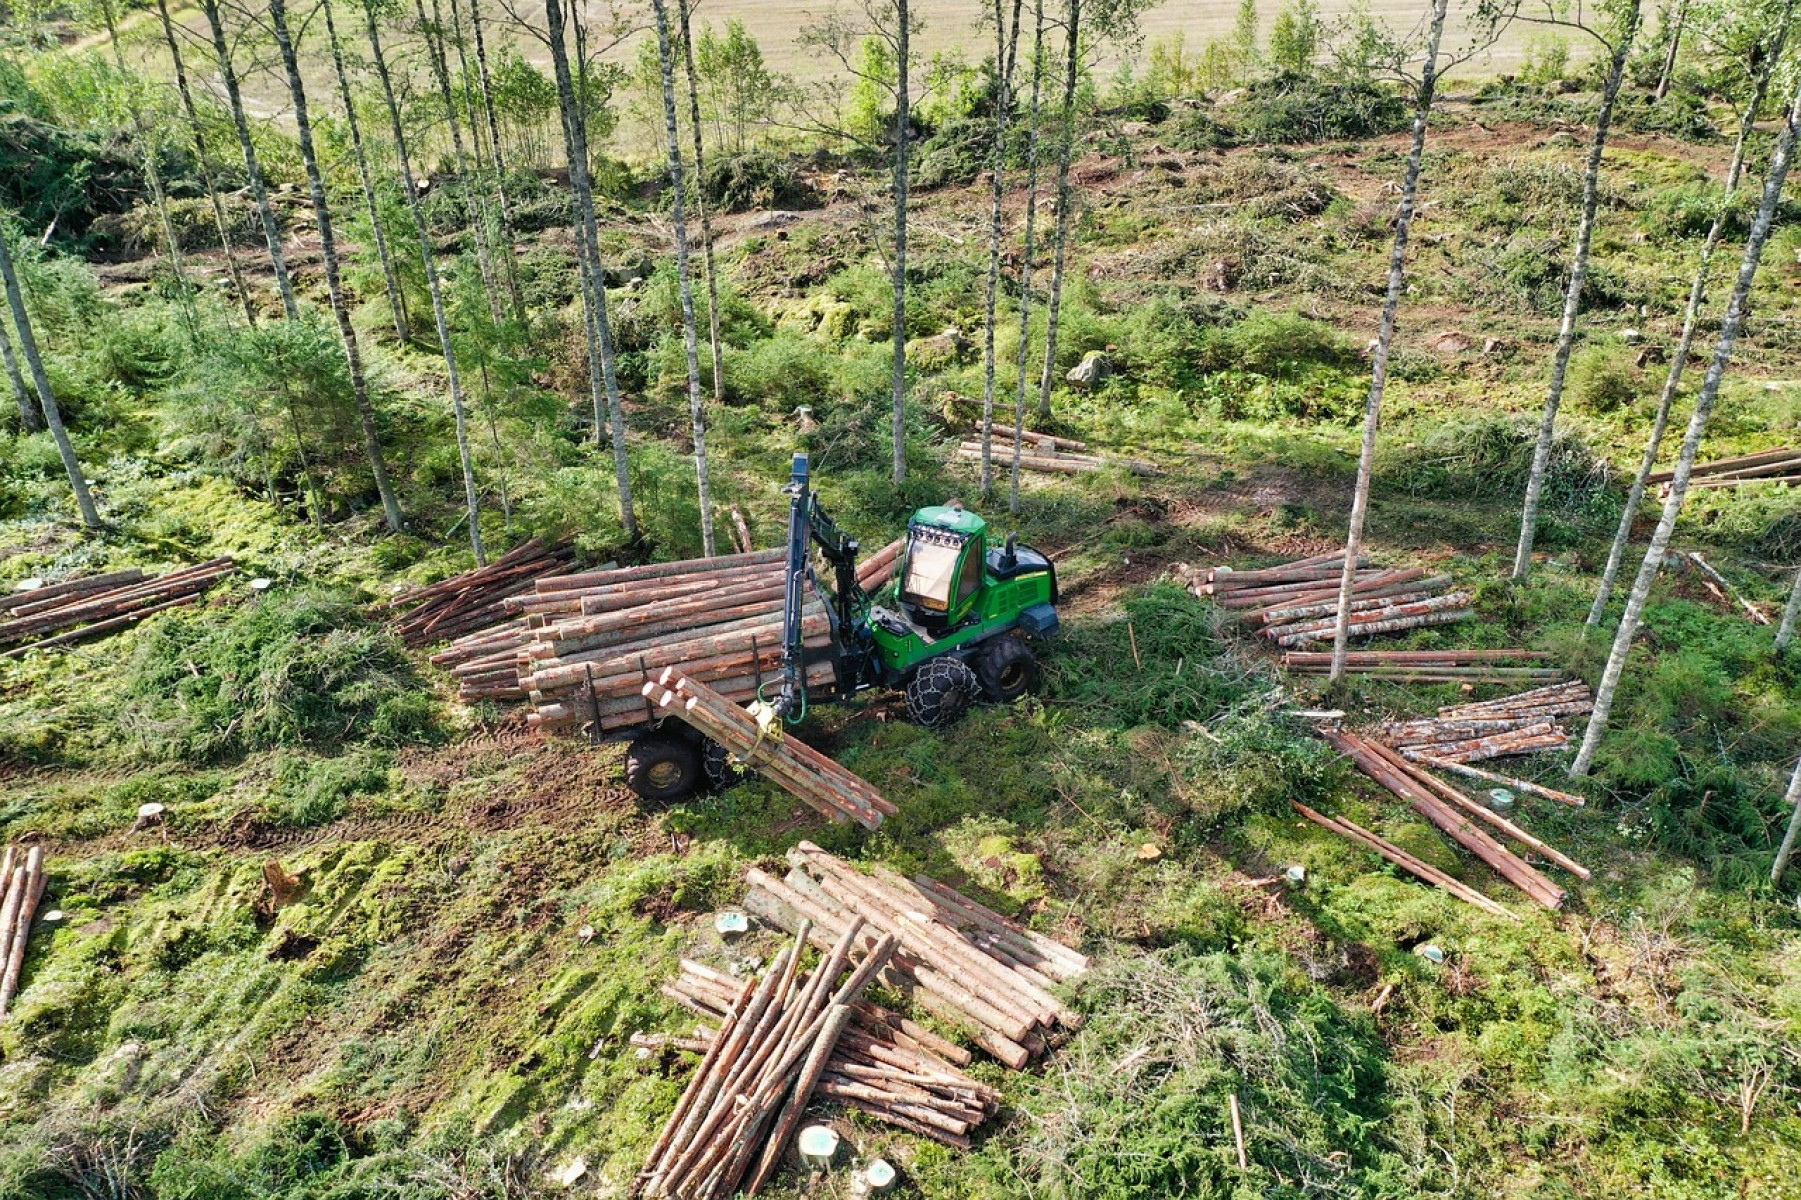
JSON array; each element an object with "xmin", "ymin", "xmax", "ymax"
[
  {"xmin": 414, "ymin": 0, "xmax": 505, "ymax": 325},
  {"xmin": 651, "ymin": 0, "xmax": 717, "ymax": 556},
  {"xmin": 1654, "ymin": 0, "xmax": 1688, "ymax": 102},
  {"xmin": 0, "ymin": 223, "xmax": 100, "ymax": 528},
  {"xmin": 449, "ymin": 0, "xmax": 526, "ymax": 322},
  {"xmin": 1328, "ymin": 0, "xmax": 1450, "ymax": 683},
  {"xmin": 980, "ymin": 0, "xmax": 1023, "ymax": 499},
  {"xmin": 891, "ymin": 0, "xmax": 913, "ymax": 485},
  {"xmin": 545, "ymin": 0, "xmax": 637, "ymax": 541},
  {"xmin": 1588, "ymin": 8, "xmax": 1787, "ymax": 627},
  {"xmin": 679, "ymin": 0, "xmax": 728, "ymax": 407},
  {"xmin": 1769, "ymin": 754, "xmax": 1801, "ymax": 884},
  {"xmin": 321, "ymin": 0, "xmax": 411, "ymax": 343},
  {"xmin": 1571, "ymin": 71, "xmax": 1801, "ymax": 776},
  {"xmin": 1512, "ymin": 0, "xmax": 1642, "ymax": 581},
  {"xmin": 1009, "ymin": 0, "xmax": 1049, "ymax": 515},
  {"xmin": 1776, "ymin": 565, "xmax": 1801, "ymax": 652},
  {"xmin": 364, "ymin": 0, "xmax": 487, "ymax": 563},
  {"xmin": 154, "ymin": 0, "xmax": 255, "ymax": 327},
  {"xmin": 201, "ymin": 0, "xmax": 300, "ymax": 319},
  {"xmin": 270, "ymin": 0, "xmax": 406, "ymax": 535},
  {"xmin": 0, "ymin": 315, "xmax": 43, "ymax": 433},
  {"xmin": 1034, "ymin": 0, "xmax": 1080, "ymax": 423}
]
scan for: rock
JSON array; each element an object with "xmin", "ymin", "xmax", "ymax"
[
  {"xmin": 1618, "ymin": 328, "xmax": 1644, "ymax": 344},
  {"xmin": 1430, "ymin": 330, "xmax": 1476, "ymax": 354},
  {"xmin": 554, "ymin": 1157, "xmax": 588, "ymax": 1187},
  {"xmin": 263, "ymin": 860, "xmax": 305, "ymax": 908},
  {"xmin": 1067, "ymin": 351, "xmax": 1112, "ymax": 388},
  {"xmin": 907, "ymin": 327, "xmax": 971, "ymax": 372},
  {"xmin": 1482, "ymin": 337, "xmax": 1509, "ymax": 357}
]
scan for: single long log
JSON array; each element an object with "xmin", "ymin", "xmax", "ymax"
[
  {"xmin": 1285, "ymin": 650, "xmax": 1554, "ymax": 665},
  {"xmin": 1646, "ymin": 445, "xmax": 1799, "ymax": 483},
  {"xmin": 538, "ymin": 549, "xmax": 784, "ymax": 594},
  {"xmin": 1405, "ymin": 753, "xmax": 1588, "ymax": 806},
  {"xmin": 0, "ymin": 569, "xmax": 147, "ymax": 613},
  {"xmin": 1272, "ymin": 606, "xmax": 1474, "ymax": 647},
  {"xmin": 1292, "ymin": 803, "xmax": 1517, "ymax": 919}
]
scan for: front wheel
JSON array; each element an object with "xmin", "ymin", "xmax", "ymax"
[
  {"xmin": 625, "ymin": 733, "xmax": 702, "ymax": 803},
  {"xmin": 975, "ymin": 636, "xmax": 1040, "ymax": 702},
  {"xmin": 905, "ymin": 656, "xmax": 981, "ymax": 730}
]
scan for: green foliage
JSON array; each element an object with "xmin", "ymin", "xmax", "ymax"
[
  {"xmin": 1379, "ymin": 415, "xmax": 1616, "ymax": 534},
  {"xmin": 1268, "ymin": 0, "xmax": 1322, "ymax": 73},
  {"xmin": 694, "ymin": 19, "xmax": 781, "ymax": 155},
  {"xmin": 1048, "ymin": 585, "xmax": 1251, "ymax": 728},
  {"xmin": 0, "ymin": 60, "xmax": 147, "ymax": 248},
  {"xmin": 701, "ymin": 149, "xmax": 817, "ymax": 213},
  {"xmin": 1519, "ymin": 33, "xmax": 1572, "ymax": 88},
  {"xmin": 1232, "ymin": 70, "xmax": 1408, "ymax": 144},
  {"xmin": 1567, "ymin": 345, "xmax": 1643, "ymax": 415}
]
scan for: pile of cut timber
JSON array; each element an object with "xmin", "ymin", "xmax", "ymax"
[
  {"xmin": 657, "ymin": 959, "xmax": 1000, "ymax": 1149},
  {"xmin": 955, "ymin": 427, "xmax": 1159, "ymax": 477},
  {"xmin": 1378, "ymin": 681, "xmax": 1592, "ymax": 762},
  {"xmin": 1188, "ymin": 552, "xmax": 1472, "ymax": 647},
  {"xmin": 635, "ymin": 922, "xmax": 898, "ymax": 1198},
  {"xmin": 0, "ymin": 846, "xmax": 48, "ymax": 1017},
  {"xmin": 1283, "ymin": 650, "xmax": 1563, "ymax": 684},
  {"xmin": 743, "ymin": 843, "xmax": 1089, "ymax": 1069},
  {"xmin": 0, "ymin": 559, "xmax": 235, "ymax": 657},
  {"xmin": 1652, "ymin": 446, "xmax": 1801, "ymax": 491},
  {"xmin": 645, "ymin": 672, "xmax": 897, "ymax": 830},
  {"xmin": 378, "ymin": 538, "xmax": 573, "ymax": 647},
  {"xmin": 1325, "ymin": 731, "xmax": 1585, "ymax": 911}
]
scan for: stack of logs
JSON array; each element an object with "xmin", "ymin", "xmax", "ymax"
[
  {"xmin": 1324, "ymin": 731, "xmax": 1586, "ymax": 912},
  {"xmin": 378, "ymin": 538, "xmax": 574, "ymax": 648},
  {"xmin": 656, "ymin": 959, "xmax": 1001, "ymax": 1149},
  {"xmin": 0, "ymin": 846, "xmax": 47, "ymax": 1017},
  {"xmin": 1186, "ymin": 552, "xmax": 1472, "ymax": 647},
  {"xmin": 0, "ymin": 559, "xmax": 235, "ymax": 657},
  {"xmin": 743, "ymin": 843, "xmax": 1089, "ymax": 1070},
  {"xmin": 645, "ymin": 672, "xmax": 898, "ymax": 830},
  {"xmin": 1282, "ymin": 649, "xmax": 1564, "ymax": 685},
  {"xmin": 635, "ymin": 922, "xmax": 898, "ymax": 1199},
  {"xmin": 1378, "ymin": 681, "xmax": 1593, "ymax": 762},
  {"xmin": 1654, "ymin": 446, "xmax": 1801, "ymax": 492},
  {"xmin": 955, "ymin": 428, "xmax": 1159, "ymax": 477}
]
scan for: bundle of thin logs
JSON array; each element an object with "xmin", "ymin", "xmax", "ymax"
[
  {"xmin": 1325, "ymin": 730, "xmax": 1584, "ymax": 911},
  {"xmin": 634, "ymin": 920, "xmax": 898, "ymax": 1199},
  {"xmin": 644, "ymin": 673, "xmax": 897, "ymax": 830},
  {"xmin": 955, "ymin": 427, "xmax": 1159, "ymax": 477},
  {"xmin": 1650, "ymin": 446, "xmax": 1801, "ymax": 491},
  {"xmin": 1185, "ymin": 552, "xmax": 1472, "ymax": 647},
  {"xmin": 0, "ymin": 558, "xmax": 235, "ymax": 657},
  {"xmin": 742, "ymin": 843, "xmax": 1089, "ymax": 1070},
  {"xmin": 654, "ymin": 958, "xmax": 1000, "ymax": 1149},
  {"xmin": 1282, "ymin": 649, "xmax": 1564, "ymax": 685},
  {"xmin": 378, "ymin": 537, "xmax": 574, "ymax": 647},
  {"xmin": 0, "ymin": 846, "xmax": 48, "ymax": 1017},
  {"xmin": 1377, "ymin": 681, "xmax": 1593, "ymax": 762}
]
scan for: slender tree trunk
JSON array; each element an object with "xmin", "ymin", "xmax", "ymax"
[
  {"xmin": 980, "ymin": 0, "xmax": 1024, "ymax": 499},
  {"xmin": 155, "ymin": 0, "xmax": 255, "ymax": 327},
  {"xmin": 365, "ymin": 0, "xmax": 486, "ymax": 563},
  {"xmin": 1328, "ymin": 0, "xmax": 1450, "ymax": 684},
  {"xmin": 1770, "ymin": 754, "xmax": 1801, "ymax": 884},
  {"xmin": 202, "ymin": 0, "xmax": 300, "ymax": 319},
  {"xmin": 0, "ymin": 224, "xmax": 99, "ymax": 528},
  {"xmin": 414, "ymin": 0, "xmax": 505, "ymax": 325},
  {"xmin": 1571, "ymin": 72, "xmax": 1801, "ymax": 777},
  {"xmin": 679, "ymin": 0, "xmax": 728, "ymax": 409},
  {"xmin": 652, "ymin": 0, "xmax": 717, "ymax": 556},
  {"xmin": 1513, "ymin": 0, "xmax": 1642, "ymax": 581},
  {"xmin": 1776, "ymin": 564, "xmax": 1801, "ymax": 652},
  {"xmin": 270, "ymin": 0, "xmax": 406, "ymax": 535},
  {"xmin": 1009, "ymin": 0, "xmax": 1049, "ymax": 516},
  {"xmin": 0, "ymin": 316, "xmax": 42, "ymax": 432},
  {"xmin": 449, "ymin": 0, "xmax": 526, "ymax": 322},
  {"xmin": 1035, "ymin": 0, "xmax": 1081, "ymax": 422},
  {"xmin": 1588, "ymin": 11, "xmax": 1787, "ymax": 628},
  {"xmin": 321, "ymin": 0, "xmax": 411, "ymax": 343},
  {"xmin": 892, "ymin": 0, "xmax": 913, "ymax": 485},
  {"xmin": 479, "ymin": 359, "xmax": 513, "ymax": 531},
  {"xmin": 546, "ymin": 0, "xmax": 637, "ymax": 541},
  {"xmin": 284, "ymin": 392, "xmax": 327, "ymax": 530},
  {"xmin": 1654, "ymin": 0, "xmax": 1688, "ymax": 102}
]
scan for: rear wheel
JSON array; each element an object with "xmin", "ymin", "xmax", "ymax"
[
  {"xmin": 905, "ymin": 656, "xmax": 981, "ymax": 730},
  {"xmin": 625, "ymin": 733, "xmax": 702, "ymax": 803},
  {"xmin": 975, "ymin": 636, "xmax": 1039, "ymax": 702}
]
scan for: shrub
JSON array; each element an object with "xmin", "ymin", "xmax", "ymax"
[
  {"xmin": 1230, "ymin": 71, "xmax": 1409, "ymax": 144},
  {"xmin": 1567, "ymin": 345, "xmax": 1642, "ymax": 415},
  {"xmin": 702, "ymin": 150, "xmax": 818, "ymax": 212},
  {"xmin": 1166, "ymin": 105, "xmax": 1234, "ymax": 151},
  {"xmin": 1047, "ymin": 585, "xmax": 1251, "ymax": 728},
  {"xmin": 1379, "ymin": 415, "xmax": 1615, "ymax": 524}
]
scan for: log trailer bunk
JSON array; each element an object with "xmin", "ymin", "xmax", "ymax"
[{"xmin": 621, "ymin": 453, "xmax": 1061, "ymax": 802}]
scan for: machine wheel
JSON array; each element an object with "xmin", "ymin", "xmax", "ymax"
[
  {"xmin": 905, "ymin": 657, "xmax": 981, "ymax": 730},
  {"xmin": 701, "ymin": 737, "xmax": 742, "ymax": 792},
  {"xmin": 625, "ymin": 733, "xmax": 702, "ymax": 803},
  {"xmin": 975, "ymin": 637, "xmax": 1040, "ymax": 702}
]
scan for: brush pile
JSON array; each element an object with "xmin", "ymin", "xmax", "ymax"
[
  {"xmin": 0, "ymin": 559, "xmax": 235, "ymax": 657},
  {"xmin": 657, "ymin": 959, "xmax": 1001, "ymax": 1150},
  {"xmin": 378, "ymin": 538, "xmax": 574, "ymax": 648},
  {"xmin": 0, "ymin": 846, "xmax": 47, "ymax": 1017},
  {"xmin": 1283, "ymin": 649, "xmax": 1563, "ymax": 684},
  {"xmin": 955, "ymin": 428, "xmax": 1159, "ymax": 477},
  {"xmin": 743, "ymin": 843, "xmax": 1089, "ymax": 1069},
  {"xmin": 635, "ymin": 922, "xmax": 897, "ymax": 1198},
  {"xmin": 644, "ymin": 672, "xmax": 897, "ymax": 830},
  {"xmin": 1184, "ymin": 552, "xmax": 1472, "ymax": 647},
  {"xmin": 1653, "ymin": 446, "xmax": 1801, "ymax": 491},
  {"xmin": 1377, "ymin": 681, "xmax": 1592, "ymax": 762}
]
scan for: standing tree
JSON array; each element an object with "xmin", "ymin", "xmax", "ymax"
[
  {"xmin": 1, "ymin": 316, "xmax": 43, "ymax": 433},
  {"xmin": 679, "ymin": 0, "xmax": 729, "ymax": 410},
  {"xmin": 979, "ymin": 0, "xmax": 1024, "ymax": 499},
  {"xmin": 0, "ymin": 220, "xmax": 100, "ymax": 529},
  {"xmin": 891, "ymin": 0, "xmax": 914, "ymax": 484},
  {"xmin": 1769, "ymin": 753, "xmax": 1801, "ymax": 884},
  {"xmin": 1034, "ymin": 0, "xmax": 1081, "ymax": 423},
  {"xmin": 1570, "ymin": 69, "xmax": 1801, "ymax": 776},
  {"xmin": 448, "ymin": 0, "xmax": 527, "ymax": 322},
  {"xmin": 1009, "ymin": 0, "xmax": 1049, "ymax": 515},
  {"xmin": 1778, "ymin": 565, "xmax": 1801, "ymax": 653},
  {"xmin": 1653, "ymin": 0, "xmax": 1689, "ymax": 100},
  {"xmin": 1328, "ymin": 0, "xmax": 1451, "ymax": 683},
  {"xmin": 269, "ymin": 0, "xmax": 406, "ymax": 534},
  {"xmin": 1511, "ymin": 0, "xmax": 1644, "ymax": 581},
  {"xmin": 1589, "ymin": 0, "xmax": 1792, "ymax": 626},
  {"xmin": 651, "ymin": 0, "xmax": 717, "ymax": 555}
]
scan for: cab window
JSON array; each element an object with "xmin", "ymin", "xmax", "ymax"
[
  {"xmin": 956, "ymin": 544, "xmax": 983, "ymax": 603},
  {"xmin": 902, "ymin": 540, "xmax": 962, "ymax": 611}
]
